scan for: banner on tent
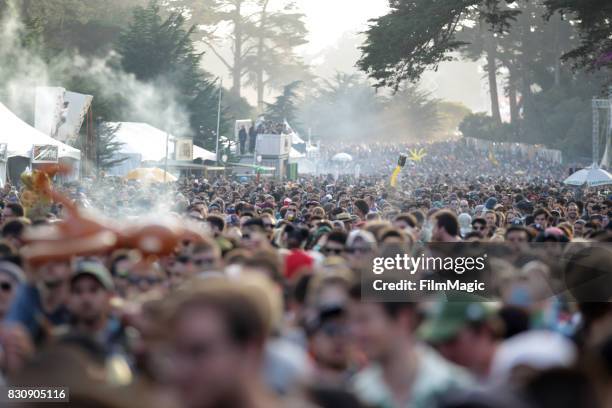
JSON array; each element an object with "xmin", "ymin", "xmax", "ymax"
[
  {"xmin": 175, "ymin": 138, "xmax": 193, "ymax": 161},
  {"xmin": 32, "ymin": 145, "xmax": 59, "ymax": 163},
  {"xmin": 57, "ymin": 91, "xmax": 93, "ymax": 144}
]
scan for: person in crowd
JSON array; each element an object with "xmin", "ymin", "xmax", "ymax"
[
  {"xmin": 0, "ymin": 137, "xmax": 609, "ymax": 408},
  {"xmin": 431, "ymin": 210, "xmax": 461, "ymax": 242},
  {"xmin": 421, "ymin": 301, "xmax": 500, "ymax": 379},
  {"xmin": 2, "ymin": 202, "xmax": 24, "ymax": 223},
  {"xmin": 349, "ymin": 284, "xmax": 472, "ymax": 407},
  {"xmin": 306, "ymin": 304, "xmax": 352, "ymax": 387},
  {"xmin": 166, "ymin": 277, "xmax": 280, "ymax": 408},
  {"xmin": 65, "ymin": 260, "xmax": 128, "ymax": 356},
  {"xmin": 0, "ymin": 262, "xmax": 24, "ymax": 321},
  {"xmin": 238, "ymin": 125, "xmax": 248, "ymax": 155}
]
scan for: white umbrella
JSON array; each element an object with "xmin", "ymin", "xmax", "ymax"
[
  {"xmin": 332, "ymin": 152, "xmax": 353, "ymax": 162},
  {"xmin": 563, "ymin": 164, "xmax": 612, "ymax": 187}
]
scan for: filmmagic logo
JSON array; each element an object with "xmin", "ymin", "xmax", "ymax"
[
  {"xmin": 372, "ymin": 253, "xmax": 487, "ymax": 275},
  {"xmin": 372, "ymin": 279, "xmax": 486, "ymax": 294}
]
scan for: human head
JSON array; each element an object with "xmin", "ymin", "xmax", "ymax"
[
  {"xmin": 307, "ymin": 305, "xmax": 350, "ymax": 373},
  {"xmin": 2, "ymin": 202, "xmax": 24, "ymax": 222},
  {"xmin": 533, "ymin": 208, "xmax": 551, "ymax": 229},
  {"xmin": 348, "ymin": 284, "xmax": 417, "ymax": 362},
  {"xmin": 68, "ymin": 261, "xmax": 114, "ymax": 330},
  {"xmin": 353, "ymin": 199, "xmax": 369, "ymax": 220},
  {"xmin": 190, "ymin": 238, "xmax": 222, "ymax": 273},
  {"xmin": 573, "ymin": 219, "xmax": 586, "ymax": 238},
  {"xmin": 421, "ymin": 301, "xmax": 498, "ymax": 377},
  {"xmin": 505, "ymin": 226, "xmax": 531, "ymax": 246},
  {"xmin": 431, "ymin": 210, "xmax": 459, "ymax": 242},
  {"xmin": 167, "ymin": 278, "xmax": 270, "ymax": 408},
  {"xmin": 0, "ymin": 261, "xmax": 24, "ymax": 319},
  {"xmin": 472, "ymin": 217, "xmax": 488, "ymax": 237}
]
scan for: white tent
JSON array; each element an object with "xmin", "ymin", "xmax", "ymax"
[
  {"xmin": 290, "ymin": 147, "xmax": 305, "ymax": 159},
  {"xmin": 332, "ymin": 152, "xmax": 353, "ymax": 162},
  {"xmin": 0, "ymin": 102, "xmax": 81, "ymax": 160},
  {"xmin": 107, "ymin": 122, "xmax": 176, "ymax": 162},
  {"xmin": 193, "ymin": 145, "xmax": 216, "ymax": 161},
  {"xmin": 564, "ymin": 164, "xmax": 612, "ymax": 187}
]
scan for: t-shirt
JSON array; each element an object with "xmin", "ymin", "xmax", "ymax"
[
  {"xmin": 4, "ymin": 284, "xmax": 70, "ymax": 343},
  {"xmin": 352, "ymin": 344, "xmax": 473, "ymax": 408}
]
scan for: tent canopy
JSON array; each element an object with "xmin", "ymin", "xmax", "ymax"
[
  {"xmin": 106, "ymin": 122, "xmax": 176, "ymax": 162},
  {"xmin": 193, "ymin": 145, "xmax": 216, "ymax": 161},
  {"xmin": 332, "ymin": 152, "xmax": 353, "ymax": 162},
  {"xmin": 563, "ymin": 164, "xmax": 612, "ymax": 187},
  {"xmin": 0, "ymin": 102, "xmax": 81, "ymax": 160}
]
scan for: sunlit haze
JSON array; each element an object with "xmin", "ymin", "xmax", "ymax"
[{"xmin": 294, "ymin": 0, "xmax": 389, "ymax": 55}]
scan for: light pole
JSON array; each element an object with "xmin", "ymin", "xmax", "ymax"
[
  {"xmin": 215, "ymin": 78, "xmax": 223, "ymax": 164},
  {"xmin": 164, "ymin": 132, "xmax": 169, "ymax": 183}
]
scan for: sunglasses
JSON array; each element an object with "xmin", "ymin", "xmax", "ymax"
[
  {"xmin": 347, "ymin": 247, "xmax": 371, "ymax": 254},
  {"xmin": 0, "ymin": 281, "xmax": 13, "ymax": 292},
  {"xmin": 128, "ymin": 276, "xmax": 162, "ymax": 285},
  {"xmin": 43, "ymin": 279, "xmax": 67, "ymax": 290},
  {"xmin": 192, "ymin": 258, "xmax": 215, "ymax": 267},
  {"xmin": 322, "ymin": 247, "xmax": 344, "ymax": 255},
  {"xmin": 320, "ymin": 322, "xmax": 348, "ymax": 337},
  {"xmin": 472, "ymin": 225, "xmax": 485, "ymax": 231}
]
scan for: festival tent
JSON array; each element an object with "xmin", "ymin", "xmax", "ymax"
[
  {"xmin": 193, "ymin": 145, "xmax": 216, "ymax": 162},
  {"xmin": 126, "ymin": 167, "xmax": 177, "ymax": 183},
  {"xmin": 0, "ymin": 102, "xmax": 81, "ymax": 185},
  {"xmin": 0, "ymin": 102, "xmax": 81, "ymax": 160},
  {"xmin": 290, "ymin": 147, "xmax": 305, "ymax": 159},
  {"xmin": 332, "ymin": 152, "xmax": 353, "ymax": 162},
  {"xmin": 105, "ymin": 122, "xmax": 176, "ymax": 176},
  {"xmin": 563, "ymin": 164, "xmax": 612, "ymax": 187}
]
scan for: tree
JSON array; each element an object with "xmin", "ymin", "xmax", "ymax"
[
  {"xmin": 544, "ymin": 0, "xmax": 612, "ymax": 73},
  {"xmin": 357, "ymin": 0, "xmax": 520, "ymax": 91},
  {"xmin": 437, "ymin": 101, "xmax": 472, "ymax": 135},
  {"xmin": 298, "ymin": 72, "xmax": 444, "ymax": 143},
  {"xmin": 265, "ymin": 80, "xmax": 301, "ymax": 124},
  {"xmin": 164, "ymin": 0, "xmax": 309, "ymax": 102},
  {"xmin": 3, "ymin": 0, "xmax": 148, "ymax": 56},
  {"xmin": 117, "ymin": 2, "xmax": 228, "ymax": 148},
  {"xmin": 299, "ymin": 73, "xmax": 384, "ymax": 142},
  {"xmin": 243, "ymin": 0, "xmax": 309, "ymax": 111},
  {"xmin": 384, "ymin": 85, "xmax": 442, "ymax": 141},
  {"xmin": 95, "ymin": 122, "xmax": 128, "ymax": 171},
  {"xmin": 459, "ymin": 112, "xmax": 515, "ymax": 142}
]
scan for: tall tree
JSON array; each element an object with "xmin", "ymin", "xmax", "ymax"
[
  {"xmin": 95, "ymin": 122, "xmax": 128, "ymax": 171},
  {"xmin": 384, "ymin": 85, "xmax": 442, "ymax": 140},
  {"xmin": 244, "ymin": 0, "xmax": 308, "ymax": 111},
  {"xmin": 3, "ymin": 0, "xmax": 148, "ymax": 56},
  {"xmin": 265, "ymin": 80, "xmax": 301, "ymax": 124},
  {"xmin": 164, "ymin": 0, "xmax": 309, "ymax": 102},
  {"xmin": 544, "ymin": 0, "xmax": 612, "ymax": 74},
  {"xmin": 118, "ymin": 2, "xmax": 227, "ymax": 148},
  {"xmin": 299, "ymin": 72, "xmax": 444, "ymax": 143},
  {"xmin": 357, "ymin": 0, "xmax": 520, "ymax": 91}
]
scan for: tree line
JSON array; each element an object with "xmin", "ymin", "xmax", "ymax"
[{"xmin": 358, "ymin": 0, "xmax": 612, "ymax": 160}]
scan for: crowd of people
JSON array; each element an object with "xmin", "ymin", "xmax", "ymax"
[
  {"xmin": 238, "ymin": 120, "xmax": 291, "ymax": 155},
  {"xmin": 0, "ymin": 139, "xmax": 610, "ymax": 408}
]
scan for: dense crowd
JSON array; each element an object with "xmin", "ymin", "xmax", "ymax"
[{"xmin": 0, "ymin": 140, "xmax": 611, "ymax": 408}]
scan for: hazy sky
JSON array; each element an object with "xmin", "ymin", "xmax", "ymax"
[
  {"xmin": 200, "ymin": 0, "xmax": 489, "ymax": 113},
  {"xmin": 293, "ymin": 0, "xmax": 389, "ymax": 55}
]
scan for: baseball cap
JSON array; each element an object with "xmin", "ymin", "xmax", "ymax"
[
  {"xmin": 0, "ymin": 261, "xmax": 25, "ymax": 284},
  {"xmin": 71, "ymin": 261, "xmax": 114, "ymax": 291},
  {"xmin": 419, "ymin": 300, "xmax": 496, "ymax": 344}
]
